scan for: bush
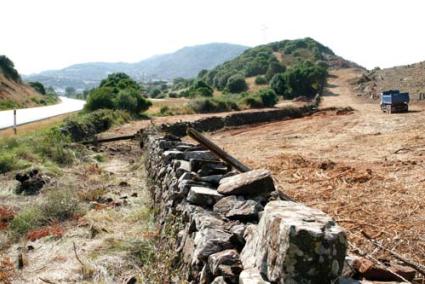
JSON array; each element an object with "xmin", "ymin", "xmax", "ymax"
[
  {"xmin": 242, "ymin": 89, "xmax": 278, "ymax": 108},
  {"xmin": 84, "ymin": 87, "xmax": 115, "ymax": 111},
  {"xmin": 270, "ymin": 73, "xmax": 288, "ymax": 96},
  {"xmin": 226, "ymin": 74, "xmax": 248, "ymax": 93},
  {"xmin": 29, "ymin": 81, "xmax": 46, "ymax": 95},
  {"xmin": 266, "ymin": 62, "xmax": 286, "ymax": 81},
  {"xmin": 9, "ymin": 207, "xmax": 44, "ymax": 236},
  {"xmin": 189, "ymin": 97, "xmax": 239, "ymax": 113},
  {"xmin": 0, "ymin": 153, "xmax": 17, "ymax": 174},
  {"xmin": 42, "ymin": 189, "xmax": 80, "ymax": 221},
  {"xmin": 255, "ymin": 76, "xmax": 268, "ymax": 85},
  {"xmin": 149, "ymin": 88, "xmax": 161, "ymax": 98},
  {"xmin": 61, "ymin": 109, "xmax": 130, "ymax": 142},
  {"xmin": 99, "ymin": 73, "xmax": 140, "ymax": 93},
  {"xmin": 115, "ymin": 89, "xmax": 152, "ymax": 114},
  {"xmin": 258, "ymin": 88, "xmax": 278, "ymax": 107},
  {"xmin": 36, "ymin": 128, "xmax": 74, "ymax": 166}
]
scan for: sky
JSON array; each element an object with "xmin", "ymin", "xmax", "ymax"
[{"xmin": 2, "ymin": 0, "xmax": 425, "ymax": 74}]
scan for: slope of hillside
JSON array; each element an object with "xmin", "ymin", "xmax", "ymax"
[
  {"xmin": 353, "ymin": 61, "xmax": 425, "ymax": 101},
  {"xmin": 0, "ymin": 56, "xmax": 46, "ymax": 110},
  {"xmin": 25, "ymin": 43, "xmax": 249, "ymax": 90}
]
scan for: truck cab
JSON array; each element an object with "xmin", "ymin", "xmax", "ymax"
[{"xmin": 380, "ymin": 90, "xmax": 409, "ymax": 113}]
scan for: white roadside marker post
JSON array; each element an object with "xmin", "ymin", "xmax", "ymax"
[{"xmin": 13, "ymin": 109, "xmax": 17, "ymax": 135}]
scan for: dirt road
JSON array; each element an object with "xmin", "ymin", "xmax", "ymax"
[{"xmin": 207, "ymin": 68, "xmax": 425, "ymax": 265}]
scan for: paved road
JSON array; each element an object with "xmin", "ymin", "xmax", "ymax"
[{"xmin": 0, "ymin": 97, "xmax": 85, "ymax": 130}]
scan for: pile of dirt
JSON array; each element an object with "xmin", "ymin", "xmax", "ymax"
[{"xmin": 353, "ymin": 61, "xmax": 425, "ymax": 102}]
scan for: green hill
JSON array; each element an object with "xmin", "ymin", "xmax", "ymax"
[{"xmin": 199, "ymin": 37, "xmax": 358, "ymax": 91}]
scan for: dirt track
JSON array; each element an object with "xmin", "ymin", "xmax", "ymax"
[{"xmin": 207, "ymin": 68, "xmax": 425, "ymax": 266}]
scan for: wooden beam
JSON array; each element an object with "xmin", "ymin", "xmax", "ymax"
[
  {"xmin": 186, "ymin": 127, "xmax": 251, "ymax": 173},
  {"xmin": 81, "ymin": 134, "xmax": 136, "ymax": 145}
]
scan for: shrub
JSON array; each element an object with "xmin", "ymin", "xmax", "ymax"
[
  {"xmin": 9, "ymin": 207, "xmax": 44, "ymax": 236},
  {"xmin": 266, "ymin": 62, "xmax": 286, "ymax": 81},
  {"xmin": 270, "ymin": 73, "xmax": 288, "ymax": 96},
  {"xmin": 84, "ymin": 87, "xmax": 115, "ymax": 111},
  {"xmin": 189, "ymin": 97, "xmax": 239, "ymax": 113},
  {"xmin": 255, "ymin": 76, "xmax": 268, "ymax": 85},
  {"xmin": 42, "ymin": 189, "xmax": 80, "ymax": 221},
  {"xmin": 99, "ymin": 73, "xmax": 140, "ymax": 92},
  {"xmin": 36, "ymin": 128, "xmax": 74, "ymax": 166},
  {"xmin": 242, "ymin": 89, "xmax": 278, "ymax": 109},
  {"xmin": 29, "ymin": 81, "xmax": 46, "ymax": 95},
  {"xmin": 0, "ymin": 153, "xmax": 16, "ymax": 174},
  {"xmin": 258, "ymin": 88, "xmax": 278, "ymax": 107},
  {"xmin": 115, "ymin": 91, "xmax": 138, "ymax": 113},
  {"xmin": 149, "ymin": 88, "xmax": 161, "ymax": 98},
  {"xmin": 61, "ymin": 109, "xmax": 130, "ymax": 142},
  {"xmin": 226, "ymin": 74, "xmax": 248, "ymax": 93}
]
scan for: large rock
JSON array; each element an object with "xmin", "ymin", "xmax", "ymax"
[
  {"xmin": 208, "ymin": 249, "xmax": 242, "ymax": 279},
  {"xmin": 217, "ymin": 169, "xmax": 275, "ymax": 197},
  {"xmin": 15, "ymin": 169, "xmax": 46, "ymax": 195},
  {"xmin": 239, "ymin": 268, "xmax": 270, "ymax": 284},
  {"xmin": 193, "ymin": 228, "xmax": 235, "ymax": 262},
  {"xmin": 240, "ymin": 201, "xmax": 347, "ymax": 283},
  {"xmin": 187, "ymin": 186, "xmax": 223, "ymax": 206},
  {"xmin": 213, "ymin": 195, "xmax": 262, "ymax": 221},
  {"xmin": 184, "ymin": 150, "xmax": 216, "ymax": 161}
]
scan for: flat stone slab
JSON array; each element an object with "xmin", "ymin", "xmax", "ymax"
[
  {"xmin": 213, "ymin": 195, "xmax": 262, "ymax": 221},
  {"xmin": 240, "ymin": 200, "xmax": 347, "ymax": 283},
  {"xmin": 193, "ymin": 228, "xmax": 234, "ymax": 262},
  {"xmin": 187, "ymin": 186, "xmax": 223, "ymax": 206},
  {"xmin": 239, "ymin": 268, "xmax": 270, "ymax": 284},
  {"xmin": 217, "ymin": 169, "xmax": 275, "ymax": 197},
  {"xmin": 208, "ymin": 249, "xmax": 242, "ymax": 278}
]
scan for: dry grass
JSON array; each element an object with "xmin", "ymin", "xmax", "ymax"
[
  {"xmin": 146, "ymin": 98, "xmax": 190, "ymax": 115},
  {"xmin": 0, "ymin": 113, "xmax": 72, "ymax": 138},
  {"xmin": 245, "ymin": 76, "xmax": 269, "ymax": 93}
]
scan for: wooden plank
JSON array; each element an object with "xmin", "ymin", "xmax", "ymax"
[
  {"xmin": 186, "ymin": 127, "xmax": 251, "ymax": 173},
  {"xmin": 80, "ymin": 134, "xmax": 136, "ymax": 145}
]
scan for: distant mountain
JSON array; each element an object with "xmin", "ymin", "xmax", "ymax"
[{"xmin": 24, "ymin": 43, "xmax": 249, "ymax": 91}]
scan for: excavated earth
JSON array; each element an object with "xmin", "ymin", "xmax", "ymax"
[{"xmin": 206, "ymin": 68, "xmax": 425, "ymax": 268}]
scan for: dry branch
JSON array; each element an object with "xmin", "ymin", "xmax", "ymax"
[{"xmin": 361, "ymin": 231, "xmax": 425, "ymax": 276}]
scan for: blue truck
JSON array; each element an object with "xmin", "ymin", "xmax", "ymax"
[{"xmin": 380, "ymin": 90, "xmax": 409, "ymax": 113}]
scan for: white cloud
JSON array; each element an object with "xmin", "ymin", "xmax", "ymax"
[{"xmin": 2, "ymin": 0, "xmax": 424, "ymax": 74}]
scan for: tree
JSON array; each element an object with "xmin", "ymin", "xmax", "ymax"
[
  {"xmin": 65, "ymin": 87, "xmax": 76, "ymax": 97},
  {"xmin": 0, "ymin": 55, "xmax": 21, "ymax": 82},
  {"xmin": 99, "ymin": 73, "xmax": 140, "ymax": 93},
  {"xmin": 226, "ymin": 74, "xmax": 248, "ymax": 93},
  {"xmin": 266, "ymin": 62, "xmax": 286, "ymax": 81},
  {"xmin": 270, "ymin": 73, "xmax": 287, "ymax": 97},
  {"xmin": 255, "ymin": 76, "xmax": 267, "ymax": 85},
  {"xmin": 284, "ymin": 60, "xmax": 328, "ymax": 98},
  {"xmin": 29, "ymin": 81, "xmax": 46, "ymax": 95},
  {"xmin": 84, "ymin": 87, "xmax": 115, "ymax": 111},
  {"xmin": 258, "ymin": 88, "xmax": 278, "ymax": 107},
  {"xmin": 149, "ymin": 88, "xmax": 161, "ymax": 98}
]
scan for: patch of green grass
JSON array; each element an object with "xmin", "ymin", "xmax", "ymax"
[
  {"xmin": 9, "ymin": 188, "xmax": 82, "ymax": 237},
  {"xmin": 0, "ymin": 100, "xmax": 22, "ymax": 110},
  {"xmin": 9, "ymin": 207, "xmax": 44, "ymax": 236}
]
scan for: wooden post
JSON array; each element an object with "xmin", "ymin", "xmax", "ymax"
[
  {"xmin": 13, "ymin": 109, "xmax": 17, "ymax": 135},
  {"xmin": 186, "ymin": 127, "xmax": 251, "ymax": 173}
]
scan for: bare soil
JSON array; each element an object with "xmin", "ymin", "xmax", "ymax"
[{"xmin": 206, "ymin": 68, "xmax": 425, "ymax": 267}]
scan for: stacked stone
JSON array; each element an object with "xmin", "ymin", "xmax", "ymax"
[{"xmin": 142, "ymin": 131, "xmax": 347, "ymax": 284}]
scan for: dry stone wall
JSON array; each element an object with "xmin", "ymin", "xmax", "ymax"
[{"xmin": 140, "ymin": 106, "xmax": 348, "ymax": 283}]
